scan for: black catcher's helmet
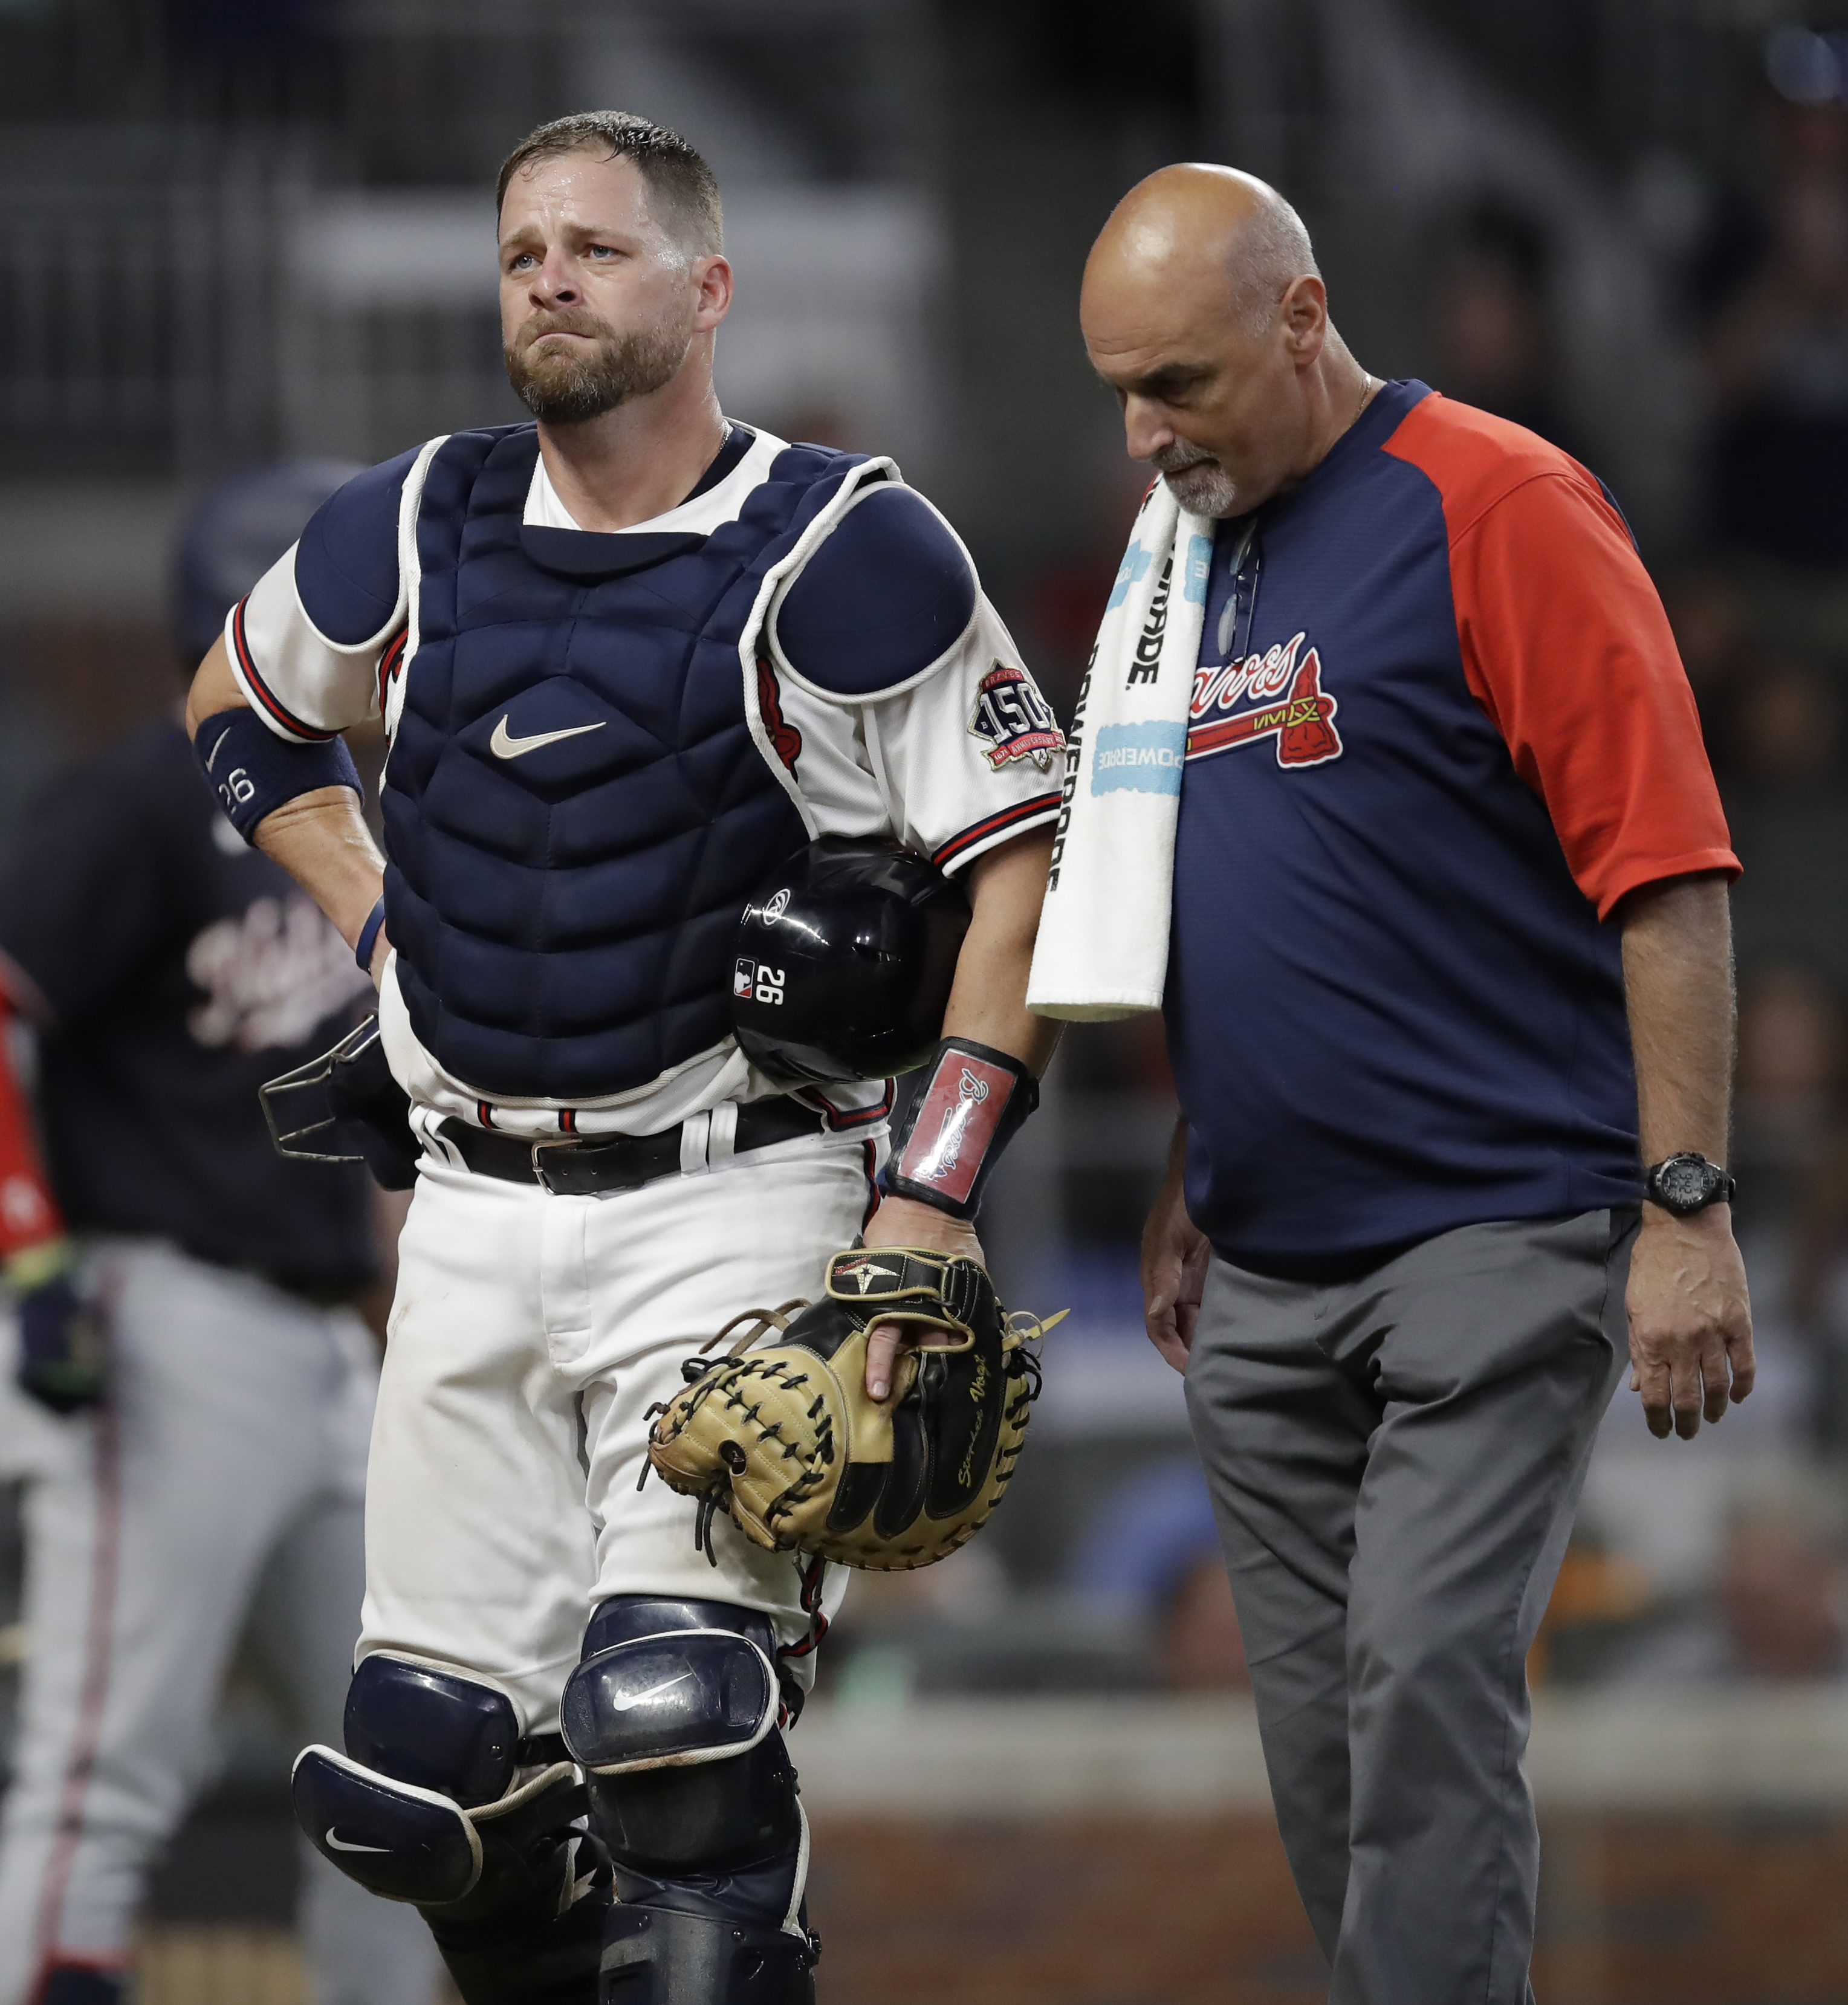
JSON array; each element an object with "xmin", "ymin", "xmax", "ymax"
[{"xmin": 731, "ymin": 838, "xmax": 972, "ymax": 1085}]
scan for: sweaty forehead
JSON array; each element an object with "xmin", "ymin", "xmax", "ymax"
[{"xmin": 499, "ymin": 152, "xmax": 656, "ymax": 242}]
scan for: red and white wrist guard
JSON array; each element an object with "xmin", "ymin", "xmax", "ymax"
[{"xmin": 886, "ymin": 1037, "xmax": 1038, "ymax": 1221}]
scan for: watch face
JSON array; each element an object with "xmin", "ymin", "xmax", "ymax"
[{"xmin": 1655, "ymin": 1156, "xmax": 1717, "ymax": 1213}]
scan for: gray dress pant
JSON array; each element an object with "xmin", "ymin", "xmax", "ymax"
[{"xmin": 1184, "ymin": 1208, "xmax": 1634, "ymax": 2005}]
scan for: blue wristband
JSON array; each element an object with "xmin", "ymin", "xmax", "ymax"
[
  {"xmin": 193, "ymin": 708, "xmax": 360, "ymax": 843},
  {"xmin": 354, "ymin": 898, "xmax": 387, "ymax": 974}
]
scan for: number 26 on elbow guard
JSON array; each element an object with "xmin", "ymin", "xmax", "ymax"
[
  {"xmin": 733, "ymin": 958, "xmax": 785, "ymax": 1006},
  {"xmin": 218, "ymin": 767, "xmax": 256, "ymax": 812}
]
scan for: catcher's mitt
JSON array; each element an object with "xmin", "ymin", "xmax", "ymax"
[{"xmin": 646, "ymin": 1247, "xmax": 1063, "ymax": 1572}]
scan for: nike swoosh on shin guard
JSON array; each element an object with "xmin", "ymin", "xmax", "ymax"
[{"xmin": 608, "ymin": 1673, "xmax": 693, "ymax": 1712}]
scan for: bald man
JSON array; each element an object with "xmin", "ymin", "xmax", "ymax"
[{"xmin": 1082, "ymin": 169, "xmax": 1748, "ymax": 2000}]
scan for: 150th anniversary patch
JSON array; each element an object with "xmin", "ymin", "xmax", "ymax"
[{"xmin": 968, "ymin": 663, "xmax": 1063, "ymax": 771}]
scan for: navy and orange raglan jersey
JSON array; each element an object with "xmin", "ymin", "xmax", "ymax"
[{"xmin": 1167, "ymin": 380, "xmax": 1738, "ymax": 1273}]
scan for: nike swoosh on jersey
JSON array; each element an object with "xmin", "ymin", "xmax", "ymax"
[
  {"xmin": 609, "ymin": 1672, "xmax": 692, "ymax": 1712},
  {"xmin": 325, "ymin": 1830, "xmax": 392, "ymax": 1854},
  {"xmin": 490, "ymin": 716, "xmax": 607, "ymax": 759}
]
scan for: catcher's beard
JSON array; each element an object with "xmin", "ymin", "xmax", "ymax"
[{"xmin": 504, "ymin": 306, "xmax": 692, "ymax": 425}]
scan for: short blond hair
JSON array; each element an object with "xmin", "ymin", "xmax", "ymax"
[{"xmin": 497, "ymin": 111, "xmax": 723, "ymax": 256}]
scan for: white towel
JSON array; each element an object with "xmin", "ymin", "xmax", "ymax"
[{"xmin": 1026, "ymin": 481, "xmax": 1214, "ymax": 1021}]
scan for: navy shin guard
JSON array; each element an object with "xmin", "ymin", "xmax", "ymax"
[
  {"xmin": 598, "ymin": 1904, "xmax": 815, "ymax": 2005},
  {"xmin": 564, "ymin": 1598, "xmax": 817, "ymax": 2004},
  {"xmin": 294, "ymin": 1653, "xmax": 609, "ymax": 2005}
]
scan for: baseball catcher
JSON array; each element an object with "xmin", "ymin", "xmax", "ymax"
[{"xmin": 187, "ymin": 111, "xmax": 1064, "ymax": 2005}]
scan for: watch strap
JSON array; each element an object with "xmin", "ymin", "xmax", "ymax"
[{"xmin": 1643, "ymin": 1153, "xmax": 1736, "ymax": 1215}]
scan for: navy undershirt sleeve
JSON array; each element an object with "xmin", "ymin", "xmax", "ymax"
[{"xmin": 773, "ymin": 485, "xmax": 978, "ymax": 696}]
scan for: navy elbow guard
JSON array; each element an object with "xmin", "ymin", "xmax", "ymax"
[
  {"xmin": 886, "ymin": 1037, "xmax": 1038, "ymax": 1220},
  {"xmin": 194, "ymin": 707, "xmax": 360, "ymax": 842}
]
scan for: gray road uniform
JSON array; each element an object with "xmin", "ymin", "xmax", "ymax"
[{"xmin": 0, "ymin": 713, "xmax": 438, "ymax": 2005}]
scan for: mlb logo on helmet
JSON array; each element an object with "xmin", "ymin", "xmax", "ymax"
[{"xmin": 732, "ymin": 958, "xmax": 757, "ymax": 1000}]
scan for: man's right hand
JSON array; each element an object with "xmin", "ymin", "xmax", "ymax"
[
  {"xmin": 8, "ymin": 1239, "xmax": 106, "ymax": 1415},
  {"xmin": 1141, "ymin": 1119, "xmax": 1210, "ymax": 1376}
]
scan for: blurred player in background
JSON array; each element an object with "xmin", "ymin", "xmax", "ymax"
[{"xmin": 0, "ymin": 467, "xmax": 439, "ymax": 2005}]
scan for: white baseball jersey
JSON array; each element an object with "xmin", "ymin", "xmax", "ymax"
[
  {"xmin": 210, "ymin": 419, "xmax": 1063, "ymax": 1757},
  {"xmin": 229, "ymin": 426, "xmax": 1063, "ymax": 1141}
]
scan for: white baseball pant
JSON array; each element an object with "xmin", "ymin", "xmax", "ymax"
[{"xmin": 359, "ymin": 1125, "xmax": 879, "ymax": 1731}]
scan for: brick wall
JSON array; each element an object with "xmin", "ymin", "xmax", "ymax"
[
  {"xmin": 808, "ymin": 1814, "xmax": 1323, "ymax": 2005},
  {"xmin": 805, "ymin": 1811, "xmax": 1848, "ymax": 2005},
  {"xmin": 1534, "ymin": 1813, "xmax": 1848, "ymax": 2005}
]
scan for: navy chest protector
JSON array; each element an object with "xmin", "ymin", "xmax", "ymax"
[{"xmin": 382, "ymin": 425, "xmax": 858, "ymax": 1102}]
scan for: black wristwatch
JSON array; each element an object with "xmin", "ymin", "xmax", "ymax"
[{"xmin": 1644, "ymin": 1153, "xmax": 1736, "ymax": 1217}]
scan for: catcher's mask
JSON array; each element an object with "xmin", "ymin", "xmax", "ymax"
[{"xmin": 730, "ymin": 837, "xmax": 971, "ymax": 1085}]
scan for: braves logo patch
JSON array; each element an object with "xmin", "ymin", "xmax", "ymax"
[
  {"xmin": 968, "ymin": 663, "xmax": 1062, "ymax": 772},
  {"xmin": 1187, "ymin": 630, "xmax": 1343, "ymax": 769}
]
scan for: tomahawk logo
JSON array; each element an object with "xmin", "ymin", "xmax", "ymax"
[{"xmin": 1186, "ymin": 630, "xmax": 1343, "ymax": 769}]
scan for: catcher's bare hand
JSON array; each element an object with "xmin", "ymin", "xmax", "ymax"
[
  {"xmin": 1626, "ymin": 1207, "xmax": 1753, "ymax": 1440},
  {"xmin": 1142, "ymin": 1134, "xmax": 1209, "ymax": 1376},
  {"xmin": 859, "ymin": 1195, "xmax": 983, "ymax": 1399}
]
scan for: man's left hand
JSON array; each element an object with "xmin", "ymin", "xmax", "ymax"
[
  {"xmin": 858, "ymin": 1194, "xmax": 983, "ymax": 1401},
  {"xmin": 1625, "ymin": 1206, "xmax": 1753, "ymax": 1440}
]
